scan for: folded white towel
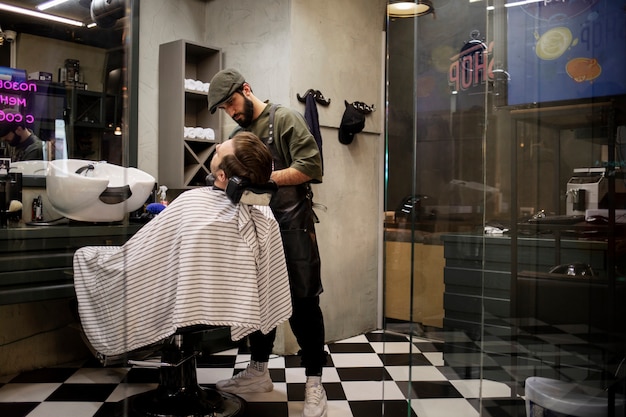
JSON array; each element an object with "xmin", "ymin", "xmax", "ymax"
[{"xmin": 184, "ymin": 126, "xmax": 215, "ymax": 141}]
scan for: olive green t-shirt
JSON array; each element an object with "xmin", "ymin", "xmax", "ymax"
[{"xmin": 232, "ymin": 103, "xmax": 323, "ymax": 183}]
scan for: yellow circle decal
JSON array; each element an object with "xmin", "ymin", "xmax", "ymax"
[{"xmin": 536, "ymin": 27, "xmax": 573, "ymax": 60}]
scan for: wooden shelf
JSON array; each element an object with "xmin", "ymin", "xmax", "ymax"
[{"xmin": 158, "ymin": 39, "xmax": 221, "ymax": 189}]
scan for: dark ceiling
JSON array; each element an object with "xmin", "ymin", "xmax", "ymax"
[{"xmin": 0, "ymin": 0, "xmax": 124, "ymax": 49}]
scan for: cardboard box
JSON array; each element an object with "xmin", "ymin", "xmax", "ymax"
[{"xmin": 28, "ymin": 72, "xmax": 53, "ymax": 81}]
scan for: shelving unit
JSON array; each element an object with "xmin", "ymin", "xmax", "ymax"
[
  {"xmin": 158, "ymin": 40, "xmax": 221, "ymax": 189},
  {"xmin": 22, "ymin": 82, "xmax": 116, "ymax": 161},
  {"xmin": 68, "ymin": 89, "xmax": 112, "ymax": 160}
]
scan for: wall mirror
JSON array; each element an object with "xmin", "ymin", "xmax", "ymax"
[{"xmin": 0, "ymin": 0, "xmax": 136, "ymax": 180}]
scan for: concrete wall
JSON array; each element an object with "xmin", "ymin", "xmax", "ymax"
[
  {"xmin": 16, "ymin": 33, "xmax": 106, "ymax": 92},
  {"xmin": 137, "ymin": 0, "xmax": 208, "ymax": 178},
  {"xmin": 139, "ymin": 0, "xmax": 385, "ymax": 351},
  {"xmin": 289, "ymin": 0, "xmax": 384, "ymax": 344}
]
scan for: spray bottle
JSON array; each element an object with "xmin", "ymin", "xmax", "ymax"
[
  {"xmin": 32, "ymin": 195, "xmax": 43, "ymax": 222},
  {"xmin": 159, "ymin": 185, "xmax": 168, "ymax": 206}
]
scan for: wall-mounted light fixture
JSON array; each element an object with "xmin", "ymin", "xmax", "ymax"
[
  {"xmin": 36, "ymin": 0, "xmax": 70, "ymax": 11},
  {"xmin": 505, "ymin": 0, "xmax": 543, "ymax": 7},
  {"xmin": 0, "ymin": 2, "xmax": 84, "ymax": 27},
  {"xmin": 387, "ymin": 1, "xmax": 435, "ymax": 18}
]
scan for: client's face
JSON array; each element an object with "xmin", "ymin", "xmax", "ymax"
[{"xmin": 209, "ymin": 139, "xmax": 235, "ymax": 189}]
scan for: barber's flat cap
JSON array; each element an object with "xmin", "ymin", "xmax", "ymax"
[{"xmin": 207, "ymin": 68, "xmax": 246, "ymax": 114}]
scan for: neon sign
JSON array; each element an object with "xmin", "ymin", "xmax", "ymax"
[
  {"xmin": 1, "ymin": 80, "xmax": 37, "ymax": 92},
  {"xmin": 0, "ymin": 94, "xmax": 27, "ymax": 107},
  {"xmin": 448, "ymin": 40, "xmax": 495, "ymax": 93},
  {"xmin": 0, "ymin": 109, "xmax": 35, "ymax": 125},
  {"xmin": 0, "ymin": 80, "xmax": 38, "ymax": 125}
]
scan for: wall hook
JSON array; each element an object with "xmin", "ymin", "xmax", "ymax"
[
  {"xmin": 297, "ymin": 89, "xmax": 331, "ymax": 106},
  {"xmin": 347, "ymin": 100, "xmax": 376, "ymax": 114}
]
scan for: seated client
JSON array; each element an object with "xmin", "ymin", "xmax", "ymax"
[{"xmin": 73, "ymin": 131, "xmax": 291, "ymax": 357}]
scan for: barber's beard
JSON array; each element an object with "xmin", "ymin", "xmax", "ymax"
[{"xmin": 235, "ymin": 97, "xmax": 255, "ymax": 128}]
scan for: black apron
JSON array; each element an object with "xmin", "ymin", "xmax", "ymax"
[{"xmin": 264, "ymin": 105, "xmax": 323, "ymax": 298}]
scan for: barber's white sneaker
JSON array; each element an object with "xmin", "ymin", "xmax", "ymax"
[
  {"xmin": 216, "ymin": 364, "xmax": 273, "ymax": 394},
  {"xmin": 303, "ymin": 377, "xmax": 327, "ymax": 417}
]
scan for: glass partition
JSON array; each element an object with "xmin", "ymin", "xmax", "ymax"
[
  {"xmin": 0, "ymin": 0, "xmax": 140, "ymax": 378},
  {"xmin": 0, "ymin": 1, "xmax": 132, "ymax": 165},
  {"xmin": 0, "ymin": 0, "xmax": 138, "ymax": 224},
  {"xmin": 384, "ymin": 0, "xmax": 626, "ymax": 415}
]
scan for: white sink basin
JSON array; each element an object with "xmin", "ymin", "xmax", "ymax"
[
  {"xmin": 46, "ymin": 159, "xmax": 155, "ymax": 222},
  {"xmin": 11, "ymin": 160, "xmax": 49, "ymax": 176}
]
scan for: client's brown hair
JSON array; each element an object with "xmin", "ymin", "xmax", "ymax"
[{"xmin": 219, "ymin": 131, "xmax": 273, "ymax": 185}]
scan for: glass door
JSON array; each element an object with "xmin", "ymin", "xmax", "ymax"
[{"xmin": 383, "ymin": 1, "xmax": 625, "ymax": 415}]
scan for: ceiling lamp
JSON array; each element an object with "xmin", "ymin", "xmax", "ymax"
[
  {"xmin": 91, "ymin": 0, "xmax": 125, "ymax": 28},
  {"xmin": 0, "ymin": 3, "xmax": 84, "ymax": 27},
  {"xmin": 36, "ymin": 0, "xmax": 70, "ymax": 11},
  {"xmin": 387, "ymin": 1, "xmax": 435, "ymax": 18}
]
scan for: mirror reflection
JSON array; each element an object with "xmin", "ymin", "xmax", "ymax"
[{"xmin": 0, "ymin": 0, "xmax": 128, "ymax": 225}]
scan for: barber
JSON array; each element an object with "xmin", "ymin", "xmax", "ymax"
[
  {"xmin": 0, "ymin": 120, "xmax": 43, "ymax": 162},
  {"xmin": 208, "ymin": 68, "xmax": 327, "ymax": 417}
]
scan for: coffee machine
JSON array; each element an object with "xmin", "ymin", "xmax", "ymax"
[{"xmin": 565, "ymin": 167, "xmax": 626, "ymax": 216}]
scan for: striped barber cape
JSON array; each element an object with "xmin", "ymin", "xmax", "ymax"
[{"xmin": 73, "ymin": 187, "xmax": 291, "ymax": 357}]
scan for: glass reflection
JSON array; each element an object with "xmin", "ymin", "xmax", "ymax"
[
  {"xmin": 0, "ymin": 0, "xmax": 128, "ymax": 226},
  {"xmin": 0, "ymin": 1, "xmax": 125, "ymax": 167},
  {"xmin": 384, "ymin": 0, "xmax": 626, "ymax": 415}
]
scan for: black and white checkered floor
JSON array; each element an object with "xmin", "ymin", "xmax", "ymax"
[
  {"xmin": 0, "ymin": 329, "xmax": 528, "ymax": 417},
  {"xmin": 1, "ymin": 321, "xmax": 622, "ymax": 417}
]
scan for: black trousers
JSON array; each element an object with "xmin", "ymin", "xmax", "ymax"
[{"xmin": 249, "ymin": 295, "xmax": 326, "ymax": 376}]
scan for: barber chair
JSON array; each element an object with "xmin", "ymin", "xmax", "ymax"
[
  {"xmin": 117, "ymin": 180, "xmax": 278, "ymax": 416},
  {"xmin": 118, "ymin": 327, "xmax": 246, "ymax": 417}
]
